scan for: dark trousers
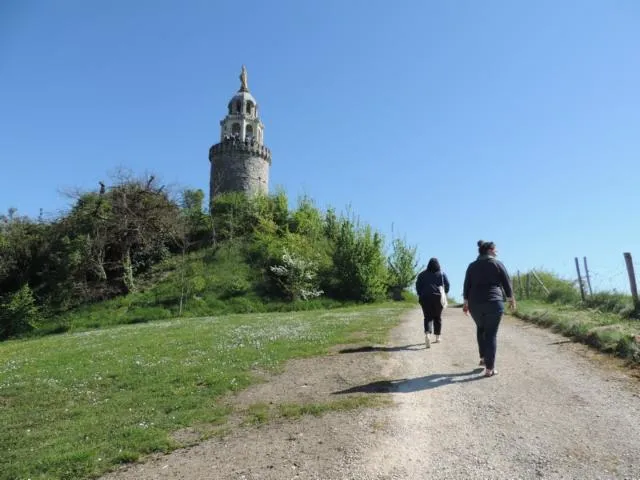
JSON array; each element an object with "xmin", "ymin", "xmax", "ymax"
[
  {"xmin": 470, "ymin": 301, "xmax": 504, "ymax": 370},
  {"xmin": 419, "ymin": 295, "xmax": 444, "ymax": 335}
]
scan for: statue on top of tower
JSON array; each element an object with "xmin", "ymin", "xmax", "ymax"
[{"xmin": 239, "ymin": 65, "xmax": 249, "ymax": 92}]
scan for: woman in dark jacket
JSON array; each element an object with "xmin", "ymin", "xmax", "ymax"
[
  {"xmin": 415, "ymin": 258, "xmax": 450, "ymax": 348},
  {"xmin": 463, "ymin": 240, "xmax": 516, "ymax": 377}
]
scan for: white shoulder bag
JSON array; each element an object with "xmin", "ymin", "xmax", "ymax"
[{"xmin": 438, "ymin": 272, "xmax": 448, "ymax": 309}]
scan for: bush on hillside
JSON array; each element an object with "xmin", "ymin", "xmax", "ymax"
[
  {"xmin": 387, "ymin": 237, "xmax": 420, "ymax": 299},
  {"xmin": 514, "ymin": 270, "xmax": 580, "ymax": 304},
  {"xmin": 211, "ymin": 190, "xmax": 290, "ymax": 243},
  {"xmin": 1, "ymin": 175, "xmax": 419, "ymax": 338},
  {"xmin": 331, "ymin": 217, "xmax": 388, "ymax": 303},
  {"xmin": 515, "ymin": 269, "xmax": 638, "ymax": 318},
  {"xmin": 583, "ymin": 292, "xmax": 636, "ymax": 317},
  {"xmin": 0, "ymin": 284, "xmax": 41, "ymax": 339},
  {"xmin": 269, "ymin": 248, "xmax": 323, "ymax": 301},
  {"xmin": 180, "ymin": 188, "xmax": 213, "ymax": 248}
]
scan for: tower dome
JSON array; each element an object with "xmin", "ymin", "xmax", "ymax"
[
  {"xmin": 209, "ymin": 66, "xmax": 271, "ymax": 200},
  {"xmin": 219, "ymin": 66, "xmax": 264, "ymax": 144},
  {"xmin": 228, "ymin": 91, "xmax": 257, "ymax": 114}
]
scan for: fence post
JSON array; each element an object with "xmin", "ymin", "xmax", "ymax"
[
  {"xmin": 574, "ymin": 257, "xmax": 585, "ymax": 301},
  {"xmin": 531, "ymin": 270, "xmax": 550, "ymax": 296},
  {"xmin": 516, "ymin": 271, "xmax": 522, "ymax": 298},
  {"xmin": 525, "ymin": 273, "xmax": 531, "ymax": 299},
  {"xmin": 623, "ymin": 252, "xmax": 639, "ymax": 308},
  {"xmin": 583, "ymin": 256, "xmax": 593, "ymax": 296}
]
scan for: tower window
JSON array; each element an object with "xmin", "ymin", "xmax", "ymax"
[
  {"xmin": 246, "ymin": 124, "xmax": 253, "ymax": 139},
  {"xmin": 232, "ymin": 123, "xmax": 241, "ymax": 136},
  {"xmin": 236, "ymin": 101, "xmax": 241, "ymax": 113},
  {"xmin": 246, "ymin": 101, "xmax": 253, "ymax": 114}
]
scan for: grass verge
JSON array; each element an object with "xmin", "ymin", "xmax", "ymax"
[
  {"xmin": 243, "ymin": 395, "xmax": 390, "ymax": 425},
  {"xmin": 0, "ymin": 303, "xmax": 412, "ymax": 480},
  {"xmin": 513, "ymin": 300, "xmax": 640, "ymax": 365}
]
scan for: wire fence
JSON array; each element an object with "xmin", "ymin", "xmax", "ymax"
[{"xmin": 515, "ymin": 252, "xmax": 639, "ymax": 315}]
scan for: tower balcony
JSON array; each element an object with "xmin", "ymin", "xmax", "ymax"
[{"xmin": 209, "ymin": 136, "xmax": 272, "ymax": 165}]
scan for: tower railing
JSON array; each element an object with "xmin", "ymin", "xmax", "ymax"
[{"xmin": 209, "ymin": 137, "xmax": 272, "ymax": 164}]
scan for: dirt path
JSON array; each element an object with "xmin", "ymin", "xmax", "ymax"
[{"xmin": 103, "ymin": 308, "xmax": 640, "ymax": 479}]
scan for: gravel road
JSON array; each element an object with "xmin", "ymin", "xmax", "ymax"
[
  {"xmin": 102, "ymin": 307, "xmax": 640, "ymax": 479},
  {"xmin": 352, "ymin": 307, "xmax": 640, "ymax": 479}
]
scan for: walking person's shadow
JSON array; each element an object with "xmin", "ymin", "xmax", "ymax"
[
  {"xmin": 337, "ymin": 344, "xmax": 424, "ymax": 354},
  {"xmin": 332, "ymin": 368, "xmax": 485, "ymax": 395}
]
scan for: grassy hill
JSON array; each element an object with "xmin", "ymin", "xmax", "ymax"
[
  {"xmin": 0, "ymin": 303, "xmax": 413, "ymax": 480},
  {"xmin": 1, "ymin": 184, "xmax": 420, "ymax": 340},
  {"xmin": 0, "ymin": 181, "xmax": 426, "ymax": 479},
  {"xmin": 47, "ymin": 241, "xmax": 355, "ymax": 336}
]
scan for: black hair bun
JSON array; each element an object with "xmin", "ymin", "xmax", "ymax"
[{"xmin": 477, "ymin": 240, "xmax": 484, "ymax": 247}]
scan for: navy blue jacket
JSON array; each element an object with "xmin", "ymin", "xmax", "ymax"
[
  {"xmin": 415, "ymin": 270, "xmax": 450, "ymax": 298},
  {"xmin": 463, "ymin": 256, "xmax": 513, "ymax": 304}
]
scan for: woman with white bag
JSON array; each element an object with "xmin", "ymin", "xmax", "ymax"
[{"xmin": 415, "ymin": 258, "xmax": 450, "ymax": 348}]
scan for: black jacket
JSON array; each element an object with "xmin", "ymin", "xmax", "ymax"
[
  {"xmin": 463, "ymin": 256, "xmax": 513, "ymax": 304},
  {"xmin": 415, "ymin": 270, "xmax": 450, "ymax": 298}
]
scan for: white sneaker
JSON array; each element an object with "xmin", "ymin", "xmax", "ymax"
[
  {"xmin": 434, "ymin": 336, "xmax": 441, "ymax": 343},
  {"xmin": 424, "ymin": 333, "xmax": 431, "ymax": 349}
]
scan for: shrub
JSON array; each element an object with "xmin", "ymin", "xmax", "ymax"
[
  {"xmin": 583, "ymin": 292, "xmax": 635, "ymax": 316},
  {"xmin": 514, "ymin": 270, "xmax": 580, "ymax": 304},
  {"xmin": 269, "ymin": 248, "xmax": 324, "ymax": 301},
  {"xmin": 387, "ymin": 237, "xmax": 419, "ymax": 298},
  {"xmin": 0, "ymin": 284, "xmax": 41, "ymax": 339},
  {"xmin": 289, "ymin": 196, "xmax": 324, "ymax": 239},
  {"xmin": 331, "ymin": 218, "xmax": 388, "ymax": 303},
  {"xmin": 220, "ymin": 277, "xmax": 251, "ymax": 299}
]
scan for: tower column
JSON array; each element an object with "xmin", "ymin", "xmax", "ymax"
[{"xmin": 209, "ymin": 66, "xmax": 272, "ymax": 200}]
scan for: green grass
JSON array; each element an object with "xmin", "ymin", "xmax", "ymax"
[
  {"xmin": 242, "ymin": 395, "xmax": 389, "ymax": 426},
  {"xmin": 0, "ymin": 303, "xmax": 411, "ymax": 480},
  {"xmin": 36, "ymin": 243, "xmax": 359, "ymax": 337},
  {"xmin": 277, "ymin": 396, "xmax": 390, "ymax": 419},
  {"xmin": 513, "ymin": 300, "xmax": 640, "ymax": 364}
]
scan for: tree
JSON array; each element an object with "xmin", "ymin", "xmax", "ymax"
[
  {"xmin": 387, "ymin": 237, "xmax": 420, "ymax": 299},
  {"xmin": 181, "ymin": 189, "xmax": 212, "ymax": 248},
  {"xmin": 105, "ymin": 172, "xmax": 179, "ymax": 292},
  {"xmin": 331, "ymin": 216, "xmax": 389, "ymax": 302},
  {"xmin": 0, "ymin": 284, "xmax": 41, "ymax": 339}
]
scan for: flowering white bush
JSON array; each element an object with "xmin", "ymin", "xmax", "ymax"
[{"xmin": 269, "ymin": 248, "xmax": 324, "ymax": 301}]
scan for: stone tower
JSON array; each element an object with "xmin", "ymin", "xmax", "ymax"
[{"xmin": 209, "ymin": 66, "xmax": 272, "ymax": 200}]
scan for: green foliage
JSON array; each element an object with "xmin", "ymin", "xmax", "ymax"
[
  {"xmin": 289, "ymin": 195, "xmax": 324, "ymax": 239},
  {"xmin": 0, "ymin": 284, "xmax": 41, "ymax": 339},
  {"xmin": 514, "ymin": 270, "xmax": 638, "ymax": 318},
  {"xmin": 1, "ymin": 177, "xmax": 414, "ymax": 337},
  {"xmin": 1, "ymin": 174, "xmax": 181, "ymax": 314},
  {"xmin": 324, "ymin": 208, "xmax": 339, "ymax": 241},
  {"xmin": 220, "ymin": 277, "xmax": 251, "ymax": 299},
  {"xmin": 331, "ymin": 217, "xmax": 388, "ymax": 303},
  {"xmin": 514, "ymin": 300, "xmax": 640, "ymax": 365},
  {"xmin": 0, "ymin": 210, "xmax": 52, "ymax": 295},
  {"xmin": 387, "ymin": 237, "xmax": 419, "ymax": 290},
  {"xmin": 583, "ymin": 292, "xmax": 636, "ymax": 317},
  {"xmin": 513, "ymin": 270, "xmax": 580, "ymax": 304},
  {"xmin": 210, "ymin": 192, "xmax": 260, "ymax": 242},
  {"xmin": 269, "ymin": 248, "xmax": 324, "ymax": 301},
  {"xmin": 180, "ymin": 188, "xmax": 212, "ymax": 247}
]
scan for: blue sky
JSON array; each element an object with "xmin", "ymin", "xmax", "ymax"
[{"xmin": 1, "ymin": 0, "xmax": 639, "ymax": 298}]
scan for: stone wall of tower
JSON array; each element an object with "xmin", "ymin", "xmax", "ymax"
[{"xmin": 209, "ymin": 139, "xmax": 271, "ymax": 199}]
